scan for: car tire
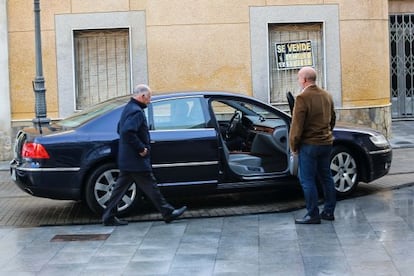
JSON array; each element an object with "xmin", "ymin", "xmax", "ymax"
[
  {"xmin": 85, "ymin": 163, "xmax": 142, "ymax": 215},
  {"xmin": 330, "ymin": 146, "xmax": 359, "ymax": 197}
]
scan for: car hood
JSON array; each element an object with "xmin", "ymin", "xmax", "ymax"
[{"xmin": 334, "ymin": 121, "xmax": 384, "ymax": 136}]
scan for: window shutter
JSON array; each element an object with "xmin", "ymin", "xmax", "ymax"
[{"xmin": 74, "ymin": 29, "xmax": 131, "ymax": 110}]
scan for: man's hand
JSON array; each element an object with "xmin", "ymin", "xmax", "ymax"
[{"xmin": 139, "ymin": 148, "xmax": 148, "ymax": 157}]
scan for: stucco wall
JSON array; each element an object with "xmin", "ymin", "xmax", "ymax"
[
  {"xmin": 7, "ymin": 0, "xmax": 391, "ymax": 118},
  {"xmin": 389, "ymin": 0, "xmax": 414, "ymax": 13},
  {"xmin": 335, "ymin": 0, "xmax": 392, "ymax": 135},
  {"xmin": 337, "ymin": 0, "xmax": 390, "ymax": 108},
  {"xmin": 4, "ymin": 0, "xmax": 395, "ymax": 160}
]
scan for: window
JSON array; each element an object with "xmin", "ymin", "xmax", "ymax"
[
  {"xmin": 250, "ymin": 5, "xmax": 340, "ymax": 109},
  {"xmin": 74, "ymin": 29, "xmax": 131, "ymax": 110},
  {"xmin": 211, "ymin": 99, "xmax": 283, "ymax": 126},
  {"xmin": 152, "ymin": 98, "xmax": 206, "ymax": 130},
  {"xmin": 268, "ymin": 23, "xmax": 324, "ymax": 106}
]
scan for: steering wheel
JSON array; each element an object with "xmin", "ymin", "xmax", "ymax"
[{"xmin": 225, "ymin": 111, "xmax": 242, "ymax": 139}]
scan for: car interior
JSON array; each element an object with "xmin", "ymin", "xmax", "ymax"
[{"xmin": 211, "ymin": 99, "xmax": 289, "ymax": 176}]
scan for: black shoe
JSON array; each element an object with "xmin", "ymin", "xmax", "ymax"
[
  {"xmin": 295, "ymin": 215, "xmax": 321, "ymax": 224},
  {"xmin": 103, "ymin": 216, "xmax": 128, "ymax": 226},
  {"xmin": 320, "ymin": 211, "xmax": 335, "ymax": 221},
  {"xmin": 164, "ymin": 206, "xmax": 187, "ymax": 223}
]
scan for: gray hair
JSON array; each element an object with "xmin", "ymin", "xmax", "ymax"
[{"xmin": 133, "ymin": 84, "xmax": 151, "ymax": 95}]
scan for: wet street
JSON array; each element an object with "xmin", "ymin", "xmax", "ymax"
[
  {"xmin": 0, "ymin": 125, "xmax": 413, "ymax": 274},
  {"xmin": 0, "ymin": 155, "xmax": 411, "ymax": 227},
  {"xmin": 0, "ymin": 169, "xmax": 307, "ymax": 227},
  {"xmin": 0, "ymin": 166, "xmax": 413, "ymax": 275},
  {"xmin": 0, "ymin": 148, "xmax": 414, "ymax": 276}
]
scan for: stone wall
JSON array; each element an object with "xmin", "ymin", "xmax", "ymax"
[
  {"xmin": 0, "ymin": 131, "xmax": 12, "ymax": 161},
  {"xmin": 336, "ymin": 105, "xmax": 392, "ymax": 138},
  {"xmin": 1, "ymin": 121, "xmax": 36, "ymax": 161}
]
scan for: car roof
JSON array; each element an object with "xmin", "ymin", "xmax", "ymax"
[
  {"xmin": 108, "ymin": 91, "xmax": 251, "ymax": 104},
  {"xmin": 150, "ymin": 91, "xmax": 251, "ymax": 101}
]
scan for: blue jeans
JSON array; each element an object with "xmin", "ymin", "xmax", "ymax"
[{"xmin": 298, "ymin": 144, "xmax": 336, "ymax": 218}]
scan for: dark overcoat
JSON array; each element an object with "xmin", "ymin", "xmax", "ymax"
[{"xmin": 117, "ymin": 97, "xmax": 152, "ymax": 172}]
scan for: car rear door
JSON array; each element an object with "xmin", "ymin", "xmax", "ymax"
[{"xmin": 148, "ymin": 96, "xmax": 221, "ymax": 186}]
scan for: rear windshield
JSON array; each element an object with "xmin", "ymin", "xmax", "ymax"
[{"xmin": 56, "ymin": 96, "xmax": 128, "ymax": 128}]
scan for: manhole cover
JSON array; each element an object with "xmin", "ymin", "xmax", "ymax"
[{"xmin": 51, "ymin": 234, "xmax": 110, "ymax": 242}]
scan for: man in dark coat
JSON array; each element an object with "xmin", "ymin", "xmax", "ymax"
[{"xmin": 102, "ymin": 84, "xmax": 187, "ymax": 226}]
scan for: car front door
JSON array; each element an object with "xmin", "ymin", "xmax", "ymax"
[
  {"xmin": 209, "ymin": 96, "xmax": 292, "ymax": 179},
  {"xmin": 148, "ymin": 97, "xmax": 221, "ymax": 186}
]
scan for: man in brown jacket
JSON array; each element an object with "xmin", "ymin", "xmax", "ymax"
[{"xmin": 289, "ymin": 66, "xmax": 336, "ymax": 224}]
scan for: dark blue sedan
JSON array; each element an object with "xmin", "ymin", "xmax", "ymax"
[{"xmin": 10, "ymin": 92, "xmax": 392, "ymax": 214}]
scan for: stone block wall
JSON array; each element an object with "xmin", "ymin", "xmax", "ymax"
[
  {"xmin": 0, "ymin": 131, "xmax": 12, "ymax": 161},
  {"xmin": 336, "ymin": 105, "xmax": 392, "ymax": 138}
]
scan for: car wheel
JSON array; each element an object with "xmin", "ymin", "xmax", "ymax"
[
  {"xmin": 85, "ymin": 163, "xmax": 141, "ymax": 215},
  {"xmin": 330, "ymin": 146, "xmax": 359, "ymax": 197}
]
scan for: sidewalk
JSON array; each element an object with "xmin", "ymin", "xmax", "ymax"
[{"xmin": 0, "ymin": 180, "xmax": 414, "ymax": 275}]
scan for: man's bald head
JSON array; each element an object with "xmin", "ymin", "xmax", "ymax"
[
  {"xmin": 298, "ymin": 66, "xmax": 317, "ymax": 82},
  {"xmin": 298, "ymin": 67, "xmax": 317, "ymax": 89}
]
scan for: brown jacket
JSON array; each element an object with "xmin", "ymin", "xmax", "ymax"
[{"xmin": 289, "ymin": 84, "xmax": 336, "ymax": 153}]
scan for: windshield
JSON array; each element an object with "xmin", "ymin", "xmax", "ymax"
[{"xmin": 56, "ymin": 96, "xmax": 128, "ymax": 128}]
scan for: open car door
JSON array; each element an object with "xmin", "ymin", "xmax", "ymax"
[
  {"xmin": 286, "ymin": 91, "xmax": 298, "ymax": 176},
  {"xmin": 287, "ymin": 91, "xmax": 295, "ymax": 113}
]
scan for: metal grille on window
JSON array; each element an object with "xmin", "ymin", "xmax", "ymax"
[
  {"xmin": 390, "ymin": 14, "xmax": 414, "ymax": 119},
  {"xmin": 74, "ymin": 29, "xmax": 131, "ymax": 110},
  {"xmin": 268, "ymin": 23, "xmax": 324, "ymax": 111}
]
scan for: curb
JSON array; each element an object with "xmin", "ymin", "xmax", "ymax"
[{"xmin": 0, "ymin": 162, "xmax": 9, "ymax": 172}]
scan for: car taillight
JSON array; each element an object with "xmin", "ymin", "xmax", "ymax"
[{"xmin": 21, "ymin": 142, "xmax": 50, "ymax": 159}]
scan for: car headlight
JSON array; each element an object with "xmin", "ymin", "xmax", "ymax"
[{"xmin": 369, "ymin": 134, "xmax": 389, "ymax": 147}]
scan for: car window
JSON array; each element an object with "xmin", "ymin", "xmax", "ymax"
[
  {"xmin": 211, "ymin": 99, "xmax": 280, "ymax": 121},
  {"xmin": 211, "ymin": 98, "xmax": 286, "ymax": 134},
  {"xmin": 210, "ymin": 101, "xmax": 236, "ymax": 121},
  {"xmin": 151, "ymin": 98, "xmax": 206, "ymax": 130},
  {"xmin": 56, "ymin": 97, "xmax": 127, "ymax": 128}
]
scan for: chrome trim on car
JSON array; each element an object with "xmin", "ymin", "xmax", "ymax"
[
  {"xmin": 368, "ymin": 148, "xmax": 392, "ymax": 155},
  {"xmin": 16, "ymin": 167, "xmax": 81, "ymax": 172},
  {"xmin": 158, "ymin": 180, "xmax": 218, "ymax": 187},
  {"xmin": 153, "ymin": 161, "xmax": 219, "ymax": 168}
]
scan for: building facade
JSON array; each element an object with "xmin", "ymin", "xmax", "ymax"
[{"xmin": 0, "ymin": 0, "xmax": 413, "ymax": 161}]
